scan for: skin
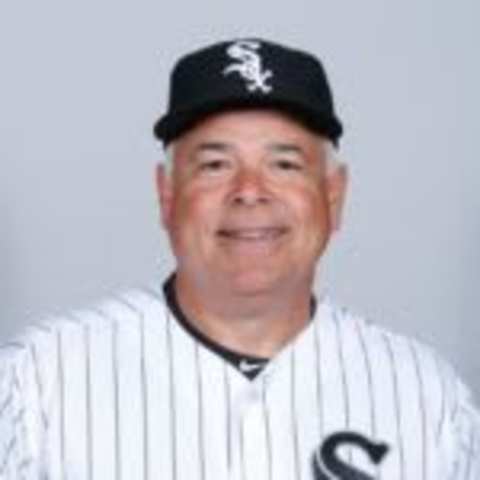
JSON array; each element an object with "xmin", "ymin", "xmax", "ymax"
[{"xmin": 156, "ymin": 109, "xmax": 348, "ymax": 357}]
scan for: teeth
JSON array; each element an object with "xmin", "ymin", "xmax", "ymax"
[
  {"xmin": 219, "ymin": 228, "xmax": 284, "ymax": 240},
  {"xmin": 232, "ymin": 232, "xmax": 268, "ymax": 240}
]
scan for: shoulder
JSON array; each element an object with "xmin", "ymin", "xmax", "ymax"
[
  {"xmin": 323, "ymin": 299, "xmax": 480, "ymax": 460},
  {"xmin": 323, "ymin": 298, "xmax": 452, "ymax": 380},
  {"xmin": 0, "ymin": 285, "xmax": 169, "ymax": 386}
]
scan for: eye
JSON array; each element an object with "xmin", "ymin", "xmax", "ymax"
[
  {"xmin": 273, "ymin": 158, "xmax": 303, "ymax": 171},
  {"xmin": 199, "ymin": 159, "xmax": 232, "ymax": 172}
]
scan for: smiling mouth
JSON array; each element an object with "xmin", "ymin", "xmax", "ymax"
[{"xmin": 217, "ymin": 227, "xmax": 289, "ymax": 241}]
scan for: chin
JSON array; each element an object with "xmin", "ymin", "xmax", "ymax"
[{"xmin": 222, "ymin": 268, "xmax": 289, "ymax": 296}]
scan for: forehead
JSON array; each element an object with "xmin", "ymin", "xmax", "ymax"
[{"xmin": 173, "ymin": 109, "xmax": 323, "ymax": 154}]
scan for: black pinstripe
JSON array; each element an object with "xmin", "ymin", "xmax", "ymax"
[
  {"xmin": 111, "ymin": 319, "xmax": 122, "ymax": 480},
  {"xmin": 262, "ymin": 376, "xmax": 273, "ymax": 480},
  {"xmin": 355, "ymin": 320, "xmax": 381, "ymax": 479},
  {"xmin": 56, "ymin": 329, "xmax": 66, "ymax": 480},
  {"xmin": 222, "ymin": 362, "xmax": 232, "ymax": 471},
  {"xmin": 290, "ymin": 348, "xmax": 301, "ymax": 480},
  {"xmin": 140, "ymin": 288, "xmax": 179, "ymax": 478},
  {"xmin": 434, "ymin": 353, "xmax": 447, "ymax": 443},
  {"xmin": 239, "ymin": 409, "xmax": 246, "ymax": 480},
  {"xmin": 383, "ymin": 334, "xmax": 405, "ymax": 480},
  {"xmin": 355, "ymin": 320, "xmax": 377, "ymax": 438},
  {"xmin": 92, "ymin": 307, "xmax": 122, "ymax": 480},
  {"xmin": 313, "ymin": 318, "xmax": 324, "ymax": 441},
  {"xmin": 464, "ymin": 424, "xmax": 475, "ymax": 480},
  {"xmin": 410, "ymin": 342, "xmax": 427, "ymax": 480},
  {"xmin": 83, "ymin": 322, "xmax": 94, "ymax": 480},
  {"xmin": 194, "ymin": 343, "xmax": 206, "ymax": 480},
  {"xmin": 139, "ymin": 315, "xmax": 150, "ymax": 480},
  {"xmin": 65, "ymin": 313, "xmax": 94, "ymax": 480},
  {"xmin": 29, "ymin": 338, "xmax": 50, "ymax": 434},
  {"xmin": 114, "ymin": 296, "xmax": 151, "ymax": 480},
  {"xmin": 333, "ymin": 311, "xmax": 352, "ymax": 464},
  {"xmin": 166, "ymin": 310, "xmax": 178, "ymax": 480}
]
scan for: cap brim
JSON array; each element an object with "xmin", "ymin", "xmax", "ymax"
[{"xmin": 154, "ymin": 97, "xmax": 343, "ymax": 146}]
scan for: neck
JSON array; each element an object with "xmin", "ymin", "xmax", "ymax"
[{"xmin": 173, "ymin": 272, "xmax": 313, "ymax": 357}]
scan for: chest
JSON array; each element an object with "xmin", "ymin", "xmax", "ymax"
[{"xmin": 41, "ymin": 327, "xmax": 447, "ymax": 480}]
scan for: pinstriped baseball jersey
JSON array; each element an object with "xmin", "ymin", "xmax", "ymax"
[{"xmin": 1, "ymin": 286, "xmax": 479, "ymax": 479}]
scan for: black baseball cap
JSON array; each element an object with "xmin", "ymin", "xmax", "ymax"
[{"xmin": 154, "ymin": 38, "xmax": 343, "ymax": 146}]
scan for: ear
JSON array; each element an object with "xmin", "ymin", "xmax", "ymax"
[
  {"xmin": 326, "ymin": 163, "xmax": 349, "ymax": 232},
  {"xmin": 155, "ymin": 163, "xmax": 174, "ymax": 228}
]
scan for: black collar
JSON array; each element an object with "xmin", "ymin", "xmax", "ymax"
[{"xmin": 162, "ymin": 273, "xmax": 316, "ymax": 380}]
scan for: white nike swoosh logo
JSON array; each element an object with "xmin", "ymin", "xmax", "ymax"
[{"xmin": 239, "ymin": 359, "xmax": 264, "ymax": 373}]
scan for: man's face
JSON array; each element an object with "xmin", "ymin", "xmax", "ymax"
[{"xmin": 157, "ymin": 110, "xmax": 347, "ymax": 296}]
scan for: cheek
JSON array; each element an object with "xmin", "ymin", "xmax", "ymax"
[
  {"xmin": 170, "ymin": 190, "xmax": 220, "ymax": 244},
  {"xmin": 292, "ymin": 187, "xmax": 328, "ymax": 224},
  {"xmin": 292, "ymin": 192, "xmax": 331, "ymax": 245}
]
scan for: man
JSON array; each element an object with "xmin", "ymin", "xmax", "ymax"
[{"xmin": 1, "ymin": 38, "xmax": 479, "ymax": 479}]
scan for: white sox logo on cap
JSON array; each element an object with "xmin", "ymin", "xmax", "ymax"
[{"xmin": 223, "ymin": 40, "xmax": 273, "ymax": 93}]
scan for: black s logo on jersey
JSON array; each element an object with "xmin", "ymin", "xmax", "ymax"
[{"xmin": 312, "ymin": 431, "xmax": 390, "ymax": 480}]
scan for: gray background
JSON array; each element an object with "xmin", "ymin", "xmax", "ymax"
[{"xmin": 1, "ymin": 0, "xmax": 479, "ymax": 396}]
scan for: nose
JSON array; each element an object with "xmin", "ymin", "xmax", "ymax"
[{"xmin": 229, "ymin": 165, "xmax": 271, "ymax": 207}]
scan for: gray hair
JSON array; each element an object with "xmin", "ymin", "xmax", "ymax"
[
  {"xmin": 323, "ymin": 140, "xmax": 341, "ymax": 174},
  {"xmin": 163, "ymin": 145, "xmax": 175, "ymax": 176}
]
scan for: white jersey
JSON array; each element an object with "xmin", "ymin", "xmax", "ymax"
[{"xmin": 1, "ymin": 287, "xmax": 479, "ymax": 479}]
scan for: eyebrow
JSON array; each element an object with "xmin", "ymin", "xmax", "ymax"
[
  {"xmin": 265, "ymin": 143, "xmax": 305, "ymax": 156},
  {"xmin": 191, "ymin": 141, "xmax": 305, "ymax": 157},
  {"xmin": 195, "ymin": 142, "xmax": 233, "ymax": 153}
]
